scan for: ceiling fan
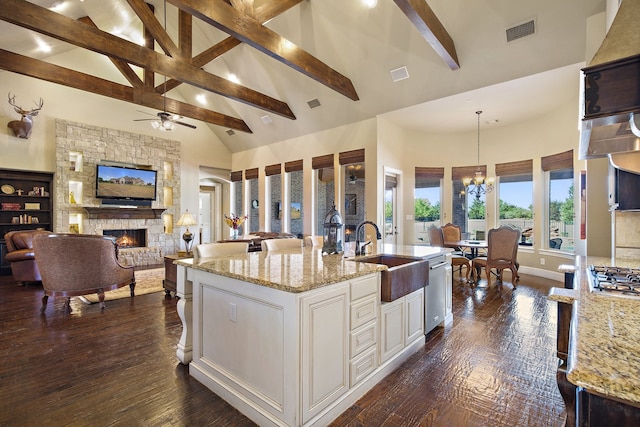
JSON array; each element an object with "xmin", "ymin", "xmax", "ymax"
[
  {"xmin": 134, "ymin": 110, "xmax": 197, "ymax": 130},
  {"xmin": 133, "ymin": 0, "xmax": 195, "ymax": 131}
]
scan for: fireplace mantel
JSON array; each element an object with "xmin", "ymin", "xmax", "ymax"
[{"xmin": 83, "ymin": 206, "xmax": 166, "ymax": 220}]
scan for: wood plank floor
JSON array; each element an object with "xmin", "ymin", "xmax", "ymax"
[{"xmin": 0, "ymin": 269, "xmax": 566, "ymax": 426}]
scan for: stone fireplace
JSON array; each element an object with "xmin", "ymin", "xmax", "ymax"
[
  {"xmin": 55, "ymin": 119, "xmax": 182, "ymax": 268},
  {"xmin": 103, "ymin": 229, "xmax": 147, "ymax": 248}
]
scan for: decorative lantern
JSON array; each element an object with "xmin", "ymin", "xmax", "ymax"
[{"xmin": 322, "ymin": 202, "xmax": 344, "ymax": 255}]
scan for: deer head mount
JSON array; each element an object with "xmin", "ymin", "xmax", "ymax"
[{"xmin": 7, "ymin": 93, "xmax": 43, "ymax": 139}]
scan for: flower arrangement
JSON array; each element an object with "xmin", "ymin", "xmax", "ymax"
[{"xmin": 224, "ymin": 213, "xmax": 247, "ymax": 230}]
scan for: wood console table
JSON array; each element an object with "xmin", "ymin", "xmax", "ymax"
[{"xmin": 163, "ymin": 253, "xmax": 192, "ymax": 296}]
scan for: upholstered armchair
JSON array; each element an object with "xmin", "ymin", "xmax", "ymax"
[
  {"xmin": 429, "ymin": 225, "xmax": 470, "ymax": 282},
  {"xmin": 4, "ymin": 229, "xmax": 52, "ymax": 284},
  {"xmin": 471, "ymin": 226, "xmax": 521, "ymax": 287},
  {"xmin": 32, "ymin": 234, "xmax": 136, "ymax": 312}
]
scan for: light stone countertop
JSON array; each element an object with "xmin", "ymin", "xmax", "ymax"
[
  {"xmin": 561, "ymin": 256, "xmax": 640, "ymax": 405},
  {"xmin": 174, "ymin": 244, "xmax": 448, "ymax": 294}
]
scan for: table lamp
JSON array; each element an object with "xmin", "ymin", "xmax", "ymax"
[{"xmin": 176, "ymin": 209, "xmax": 198, "ymax": 255}]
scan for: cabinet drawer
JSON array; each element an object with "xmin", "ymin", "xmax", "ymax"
[
  {"xmin": 350, "ymin": 295, "xmax": 377, "ymax": 330},
  {"xmin": 350, "ymin": 321, "xmax": 377, "ymax": 358},
  {"xmin": 350, "ymin": 274, "xmax": 378, "ymax": 301},
  {"xmin": 350, "ymin": 346, "xmax": 377, "ymax": 387}
]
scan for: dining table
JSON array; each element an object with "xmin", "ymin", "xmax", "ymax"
[{"xmin": 444, "ymin": 239, "xmax": 488, "ymax": 259}]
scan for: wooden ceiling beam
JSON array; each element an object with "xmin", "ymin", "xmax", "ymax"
[
  {"xmin": 0, "ymin": 48, "xmax": 252, "ymax": 133},
  {"xmin": 78, "ymin": 17, "xmax": 144, "ymax": 88},
  {"xmin": 169, "ymin": 0, "xmax": 359, "ymax": 101},
  {"xmin": 0, "ymin": 0, "xmax": 295, "ymax": 119},
  {"xmin": 158, "ymin": 0, "xmax": 302, "ymax": 94},
  {"xmin": 125, "ymin": 0, "xmax": 182, "ymax": 58},
  {"xmin": 178, "ymin": 9, "xmax": 193, "ymax": 59},
  {"xmin": 393, "ymin": 0, "xmax": 460, "ymax": 70}
]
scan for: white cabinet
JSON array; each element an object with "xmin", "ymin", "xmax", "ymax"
[
  {"xmin": 445, "ymin": 262, "xmax": 453, "ymax": 323},
  {"xmin": 380, "ymin": 297, "xmax": 404, "ymax": 364},
  {"xmin": 301, "ymin": 283, "xmax": 350, "ymax": 423},
  {"xmin": 405, "ymin": 288, "xmax": 424, "ymax": 344},
  {"xmin": 380, "ymin": 287, "xmax": 425, "ymax": 364},
  {"xmin": 349, "ymin": 275, "xmax": 379, "ymax": 387}
]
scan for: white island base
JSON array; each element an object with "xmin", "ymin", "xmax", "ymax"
[{"xmin": 176, "ymin": 262, "xmax": 428, "ymax": 427}]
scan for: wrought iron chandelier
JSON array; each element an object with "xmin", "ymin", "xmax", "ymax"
[{"xmin": 463, "ymin": 111, "xmax": 494, "ymax": 200}]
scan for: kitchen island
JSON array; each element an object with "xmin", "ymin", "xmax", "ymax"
[
  {"xmin": 174, "ymin": 245, "xmax": 449, "ymax": 427},
  {"xmin": 549, "ymin": 256, "xmax": 640, "ymax": 426}
]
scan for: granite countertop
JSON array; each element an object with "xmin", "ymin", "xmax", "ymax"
[
  {"xmin": 175, "ymin": 244, "xmax": 449, "ymax": 294},
  {"xmin": 553, "ymin": 256, "xmax": 640, "ymax": 405}
]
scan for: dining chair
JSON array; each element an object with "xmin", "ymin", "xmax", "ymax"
[
  {"xmin": 262, "ymin": 238, "xmax": 303, "ymax": 251},
  {"xmin": 304, "ymin": 235, "xmax": 324, "ymax": 247},
  {"xmin": 471, "ymin": 225, "xmax": 521, "ymax": 287},
  {"xmin": 428, "ymin": 225, "xmax": 470, "ymax": 282},
  {"xmin": 195, "ymin": 242, "xmax": 249, "ymax": 259}
]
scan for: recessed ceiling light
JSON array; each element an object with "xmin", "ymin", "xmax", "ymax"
[
  {"xmin": 35, "ymin": 37, "xmax": 51, "ymax": 53},
  {"xmin": 228, "ymin": 73, "xmax": 240, "ymax": 84},
  {"xmin": 362, "ymin": 0, "xmax": 378, "ymax": 8},
  {"xmin": 261, "ymin": 115, "xmax": 272, "ymax": 124},
  {"xmin": 196, "ymin": 94, "xmax": 207, "ymax": 105}
]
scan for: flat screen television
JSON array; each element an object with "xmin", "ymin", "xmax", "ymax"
[{"xmin": 95, "ymin": 164, "xmax": 157, "ymax": 201}]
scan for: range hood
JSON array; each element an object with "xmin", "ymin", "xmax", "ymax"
[{"xmin": 579, "ymin": 0, "xmax": 640, "ymax": 170}]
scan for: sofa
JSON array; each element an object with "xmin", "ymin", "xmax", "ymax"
[{"xmin": 4, "ymin": 229, "xmax": 52, "ymax": 284}]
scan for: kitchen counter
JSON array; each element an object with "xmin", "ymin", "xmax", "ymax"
[
  {"xmin": 174, "ymin": 244, "xmax": 450, "ymax": 426},
  {"xmin": 549, "ymin": 256, "xmax": 640, "ymax": 407}
]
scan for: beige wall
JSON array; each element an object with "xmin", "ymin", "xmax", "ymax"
[
  {"xmin": 0, "ymin": 63, "xmax": 232, "ymax": 220},
  {"xmin": 231, "ymin": 119, "xmax": 378, "ymax": 235}
]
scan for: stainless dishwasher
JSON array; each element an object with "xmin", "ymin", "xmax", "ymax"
[{"xmin": 425, "ymin": 253, "xmax": 451, "ymax": 334}]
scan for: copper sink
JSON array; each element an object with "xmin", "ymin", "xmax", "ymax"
[{"xmin": 354, "ymin": 255, "xmax": 429, "ymax": 302}]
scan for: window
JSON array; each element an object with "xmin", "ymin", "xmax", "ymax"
[
  {"xmin": 340, "ymin": 149, "xmax": 366, "ymax": 242},
  {"xmin": 245, "ymin": 168, "xmax": 259, "ymax": 233},
  {"xmin": 286, "ymin": 160, "xmax": 304, "ymax": 237},
  {"xmin": 230, "ymin": 171, "xmax": 244, "ymax": 236},
  {"xmin": 414, "ymin": 167, "xmax": 443, "ymax": 244},
  {"xmin": 542, "ymin": 150, "xmax": 574, "ymax": 252},
  {"xmin": 265, "ymin": 164, "xmax": 281, "ymax": 233},
  {"xmin": 496, "ymin": 160, "xmax": 533, "ymax": 245},
  {"xmin": 313, "ymin": 154, "xmax": 335, "ymax": 236},
  {"xmin": 452, "ymin": 165, "xmax": 487, "ymax": 238}
]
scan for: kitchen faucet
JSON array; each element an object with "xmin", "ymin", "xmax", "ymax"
[{"xmin": 354, "ymin": 220, "xmax": 382, "ymax": 256}]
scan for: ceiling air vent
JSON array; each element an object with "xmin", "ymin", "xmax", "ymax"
[
  {"xmin": 506, "ymin": 19, "xmax": 536, "ymax": 42},
  {"xmin": 226, "ymin": 129, "xmax": 235, "ymax": 136},
  {"xmin": 390, "ymin": 66, "xmax": 409, "ymax": 82},
  {"xmin": 261, "ymin": 115, "xmax": 272, "ymax": 124},
  {"xmin": 307, "ymin": 98, "xmax": 321, "ymax": 109}
]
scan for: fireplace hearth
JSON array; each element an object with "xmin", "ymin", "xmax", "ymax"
[{"xmin": 103, "ymin": 229, "xmax": 146, "ymax": 248}]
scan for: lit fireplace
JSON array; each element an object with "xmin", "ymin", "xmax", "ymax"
[{"xmin": 102, "ymin": 229, "xmax": 146, "ymax": 248}]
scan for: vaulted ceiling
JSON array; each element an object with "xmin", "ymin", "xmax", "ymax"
[{"xmin": 0, "ymin": 0, "xmax": 605, "ymax": 152}]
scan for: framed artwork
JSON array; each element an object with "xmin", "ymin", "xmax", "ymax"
[{"xmin": 345, "ymin": 193, "xmax": 357, "ymax": 216}]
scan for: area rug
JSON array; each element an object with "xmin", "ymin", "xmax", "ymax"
[{"xmin": 79, "ymin": 268, "xmax": 165, "ymax": 304}]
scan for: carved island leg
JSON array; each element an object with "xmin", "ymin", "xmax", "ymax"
[
  {"xmin": 176, "ymin": 264, "xmax": 193, "ymax": 364},
  {"xmin": 98, "ymin": 290, "xmax": 105, "ymax": 310}
]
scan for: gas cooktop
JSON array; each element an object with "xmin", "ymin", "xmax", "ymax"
[{"xmin": 589, "ymin": 265, "xmax": 640, "ymax": 297}]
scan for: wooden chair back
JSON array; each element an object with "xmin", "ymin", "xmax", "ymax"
[
  {"xmin": 196, "ymin": 242, "xmax": 249, "ymax": 259},
  {"xmin": 487, "ymin": 226, "xmax": 520, "ymax": 264},
  {"xmin": 441, "ymin": 223, "xmax": 462, "ymax": 243},
  {"xmin": 428, "ymin": 226, "xmax": 444, "ymax": 247},
  {"xmin": 262, "ymin": 238, "xmax": 303, "ymax": 251}
]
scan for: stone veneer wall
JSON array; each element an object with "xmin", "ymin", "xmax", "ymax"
[{"xmin": 54, "ymin": 119, "xmax": 181, "ymax": 266}]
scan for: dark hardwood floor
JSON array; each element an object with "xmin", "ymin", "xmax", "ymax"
[{"xmin": 0, "ymin": 269, "xmax": 566, "ymax": 426}]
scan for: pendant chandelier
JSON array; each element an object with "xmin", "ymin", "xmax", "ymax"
[{"xmin": 463, "ymin": 110, "xmax": 494, "ymax": 200}]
